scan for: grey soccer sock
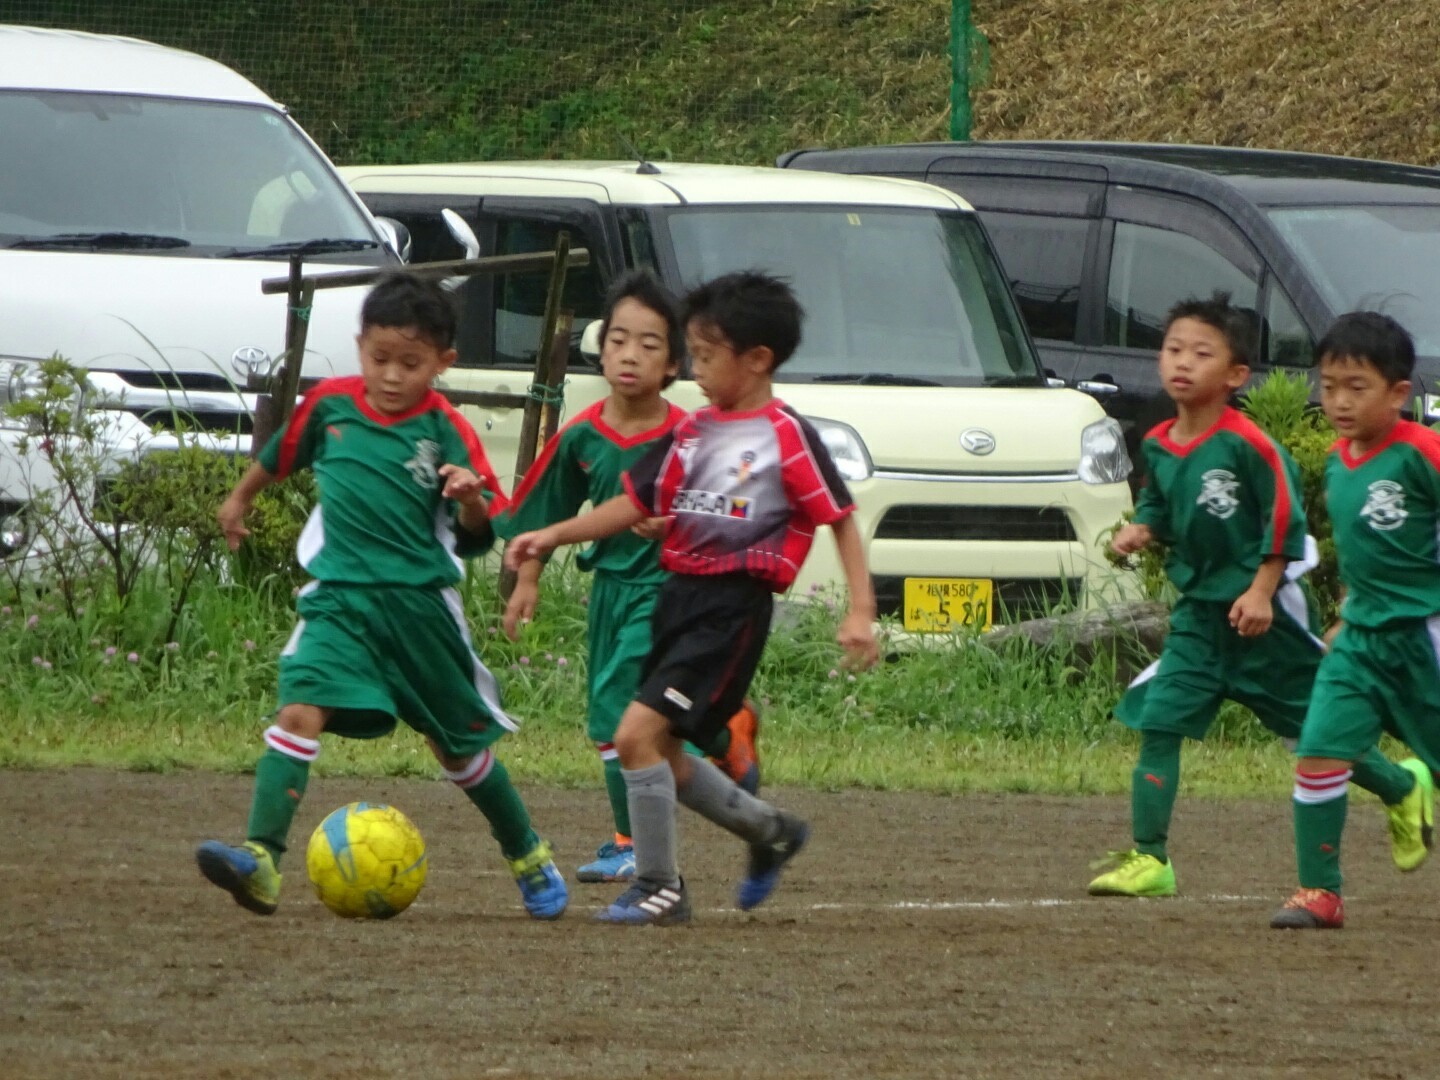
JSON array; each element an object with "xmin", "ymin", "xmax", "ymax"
[
  {"xmin": 677, "ymin": 756, "xmax": 782, "ymax": 845},
  {"xmin": 622, "ymin": 762, "xmax": 681, "ymax": 890}
]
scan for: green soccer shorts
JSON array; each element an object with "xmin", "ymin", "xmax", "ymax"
[
  {"xmin": 1296, "ymin": 617, "xmax": 1440, "ymax": 774},
  {"xmin": 586, "ymin": 572, "xmax": 659, "ymax": 746},
  {"xmin": 1116, "ymin": 587, "xmax": 1324, "ymax": 741},
  {"xmin": 278, "ymin": 583, "xmax": 517, "ymax": 758}
]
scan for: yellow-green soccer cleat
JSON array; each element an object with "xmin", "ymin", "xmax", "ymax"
[
  {"xmin": 1387, "ymin": 758, "xmax": 1435, "ymax": 872},
  {"xmin": 196, "ymin": 840, "xmax": 282, "ymax": 915},
  {"xmin": 1087, "ymin": 850, "xmax": 1177, "ymax": 897}
]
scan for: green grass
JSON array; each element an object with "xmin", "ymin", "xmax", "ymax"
[{"xmin": 0, "ymin": 552, "xmax": 1301, "ymax": 797}]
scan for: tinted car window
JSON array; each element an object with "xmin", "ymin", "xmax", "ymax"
[
  {"xmin": 981, "ymin": 212, "xmax": 1088, "ymax": 343},
  {"xmin": 1105, "ymin": 221, "xmax": 1258, "ymax": 350},
  {"xmin": 1265, "ymin": 283, "xmax": 1313, "ymax": 368},
  {"xmin": 493, "ymin": 219, "xmax": 606, "ymax": 368}
]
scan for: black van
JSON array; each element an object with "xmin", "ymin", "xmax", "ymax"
[{"xmin": 780, "ymin": 141, "xmax": 1440, "ymax": 450}]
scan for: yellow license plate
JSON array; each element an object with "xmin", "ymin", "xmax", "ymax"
[{"xmin": 902, "ymin": 577, "xmax": 993, "ymax": 632}]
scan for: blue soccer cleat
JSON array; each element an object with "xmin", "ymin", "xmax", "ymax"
[
  {"xmin": 737, "ymin": 813, "xmax": 809, "ymax": 911},
  {"xmin": 508, "ymin": 839, "xmax": 569, "ymax": 920},
  {"xmin": 196, "ymin": 839, "xmax": 281, "ymax": 915},
  {"xmin": 594, "ymin": 879, "xmax": 691, "ymax": 926},
  {"xmin": 576, "ymin": 839, "xmax": 636, "ymax": 883}
]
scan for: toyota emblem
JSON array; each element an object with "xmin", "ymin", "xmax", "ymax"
[
  {"xmin": 960, "ymin": 428, "xmax": 996, "ymax": 455},
  {"xmin": 231, "ymin": 345, "xmax": 273, "ymax": 379}
]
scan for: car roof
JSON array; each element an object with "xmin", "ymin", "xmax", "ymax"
[
  {"xmin": 0, "ymin": 24, "xmax": 275, "ymax": 106},
  {"xmin": 782, "ymin": 140, "xmax": 1440, "ymax": 208},
  {"xmin": 338, "ymin": 160, "xmax": 974, "ymax": 211}
]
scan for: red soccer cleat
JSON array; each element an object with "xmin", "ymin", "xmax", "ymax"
[{"xmin": 1270, "ymin": 887, "xmax": 1344, "ymax": 929}]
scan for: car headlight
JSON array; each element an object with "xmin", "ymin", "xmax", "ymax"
[
  {"xmin": 0, "ymin": 359, "xmax": 37, "ymax": 407},
  {"xmin": 805, "ymin": 416, "xmax": 873, "ymax": 482},
  {"xmin": 0, "ymin": 359, "xmax": 40, "ymax": 430},
  {"xmin": 1078, "ymin": 416, "xmax": 1131, "ymax": 485},
  {"xmin": 0, "ymin": 508, "xmax": 29, "ymax": 558}
]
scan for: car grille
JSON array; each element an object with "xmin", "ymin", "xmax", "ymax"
[
  {"xmin": 872, "ymin": 575, "xmax": 1083, "ymax": 623},
  {"xmin": 874, "ymin": 505, "xmax": 1077, "ymax": 543},
  {"xmin": 122, "ymin": 407, "xmax": 255, "ymax": 435},
  {"xmin": 99, "ymin": 370, "xmax": 243, "ymax": 392}
]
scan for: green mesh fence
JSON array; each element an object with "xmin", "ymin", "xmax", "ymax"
[{"xmin": 0, "ymin": 1, "xmax": 973, "ymax": 165}]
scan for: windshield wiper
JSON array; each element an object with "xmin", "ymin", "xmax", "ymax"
[
  {"xmin": 221, "ymin": 238, "xmax": 380, "ymax": 259},
  {"xmin": 812, "ymin": 373, "xmax": 942, "ymax": 387},
  {"xmin": 8, "ymin": 231, "xmax": 191, "ymax": 251},
  {"xmin": 983, "ymin": 373, "xmax": 1046, "ymax": 387}
]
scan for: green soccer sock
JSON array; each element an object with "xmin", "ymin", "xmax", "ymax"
[
  {"xmin": 460, "ymin": 758, "xmax": 540, "ymax": 862},
  {"xmin": 708, "ymin": 728, "xmax": 731, "ymax": 757},
  {"xmin": 602, "ymin": 756, "xmax": 632, "ymax": 838},
  {"xmin": 1350, "ymin": 748, "xmax": 1417, "ymax": 806},
  {"xmin": 246, "ymin": 746, "xmax": 312, "ymax": 867},
  {"xmin": 1132, "ymin": 729, "xmax": 1183, "ymax": 862},
  {"xmin": 1294, "ymin": 783, "xmax": 1348, "ymax": 893}
]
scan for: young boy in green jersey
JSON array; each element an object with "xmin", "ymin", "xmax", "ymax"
[
  {"xmin": 195, "ymin": 272, "xmax": 568, "ymax": 921},
  {"xmin": 496, "ymin": 270, "xmax": 761, "ymax": 885},
  {"xmin": 1088, "ymin": 294, "xmax": 1426, "ymax": 900},
  {"xmin": 507, "ymin": 271, "xmax": 879, "ymax": 925},
  {"xmin": 1272, "ymin": 312, "xmax": 1439, "ymax": 930}
]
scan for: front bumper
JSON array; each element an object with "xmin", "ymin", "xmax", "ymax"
[{"xmin": 790, "ymin": 469, "xmax": 1135, "ymax": 623}]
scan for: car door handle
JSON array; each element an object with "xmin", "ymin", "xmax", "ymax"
[{"xmin": 1077, "ymin": 380, "xmax": 1120, "ymax": 396}]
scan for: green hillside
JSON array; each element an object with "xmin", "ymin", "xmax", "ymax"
[{"xmin": 7, "ymin": 0, "xmax": 1437, "ymax": 166}]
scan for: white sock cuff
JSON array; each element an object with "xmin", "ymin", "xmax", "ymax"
[
  {"xmin": 1293, "ymin": 767, "xmax": 1352, "ymax": 805},
  {"xmin": 443, "ymin": 749, "xmax": 495, "ymax": 789},
  {"xmin": 263, "ymin": 725, "xmax": 320, "ymax": 762},
  {"xmin": 596, "ymin": 741, "xmax": 619, "ymax": 762}
]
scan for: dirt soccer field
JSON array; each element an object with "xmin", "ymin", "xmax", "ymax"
[{"xmin": 4, "ymin": 769, "xmax": 1438, "ymax": 1079}]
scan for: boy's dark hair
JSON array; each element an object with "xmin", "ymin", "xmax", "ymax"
[
  {"xmin": 599, "ymin": 269, "xmax": 685, "ymax": 388},
  {"xmin": 1163, "ymin": 291, "xmax": 1258, "ymax": 367},
  {"xmin": 361, "ymin": 272, "xmax": 459, "ymax": 349},
  {"xmin": 1315, "ymin": 311, "xmax": 1417, "ymax": 385},
  {"xmin": 682, "ymin": 270, "xmax": 804, "ymax": 370}
]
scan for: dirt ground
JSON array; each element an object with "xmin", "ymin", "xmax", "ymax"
[{"xmin": 3, "ymin": 770, "xmax": 1438, "ymax": 1079}]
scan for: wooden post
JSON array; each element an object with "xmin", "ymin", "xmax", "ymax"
[
  {"xmin": 499, "ymin": 231, "xmax": 573, "ymax": 599},
  {"xmin": 250, "ymin": 255, "xmax": 316, "ymax": 456}
]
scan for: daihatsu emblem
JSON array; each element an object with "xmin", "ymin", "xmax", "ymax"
[
  {"xmin": 231, "ymin": 346, "xmax": 273, "ymax": 379},
  {"xmin": 960, "ymin": 428, "xmax": 996, "ymax": 455}
]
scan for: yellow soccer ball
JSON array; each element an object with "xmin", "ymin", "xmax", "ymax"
[{"xmin": 306, "ymin": 802, "xmax": 428, "ymax": 919}]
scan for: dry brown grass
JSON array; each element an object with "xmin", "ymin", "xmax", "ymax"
[{"xmin": 971, "ymin": 0, "xmax": 1440, "ymax": 163}]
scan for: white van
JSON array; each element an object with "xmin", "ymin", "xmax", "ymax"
[
  {"xmin": 340, "ymin": 161, "xmax": 1136, "ymax": 628},
  {"xmin": 0, "ymin": 24, "xmax": 398, "ymax": 531}
]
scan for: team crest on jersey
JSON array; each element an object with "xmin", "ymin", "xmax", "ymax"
[
  {"xmin": 403, "ymin": 439, "xmax": 441, "ymax": 489},
  {"xmin": 1361, "ymin": 479, "xmax": 1408, "ymax": 531},
  {"xmin": 1196, "ymin": 469, "xmax": 1240, "ymax": 520},
  {"xmin": 673, "ymin": 488, "xmax": 751, "ymax": 519},
  {"xmin": 729, "ymin": 449, "xmax": 759, "ymax": 483}
]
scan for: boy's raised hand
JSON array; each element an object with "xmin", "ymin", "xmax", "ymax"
[
  {"xmin": 630, "ymin": 515, "xmax": 673, "ymax": 542},
  {"xmin": 505, "ymin": 529, "xmax": 557, "ymax": 569},
  {"xmin": 1110, "ymin": 522, "xmax": 1153, "ymax": 555},
  {"xmin": 438, "ymin": 463, "xmax": 490, "ymax": 510},
  {"xmin": 217, "ymin": 496, "xmax": 252, "ymax": 551},
  {"xmin": 1228, "ymin": 586, "xmax": 1274, "ymax": 637},
  {"xmin": 503, "ymin": 579, "xmax": 538, "ymax": 641},
  {"xmin": 837, "ymin": 610, "xmax": 880, "ymax": 670}
]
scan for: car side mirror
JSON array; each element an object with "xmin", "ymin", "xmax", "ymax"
[
  {"xmin": 375, "ymin": 217, "xmax": 412, "ymax": 262},
  {"xmin": 579, "ymin": 319, "xmax": 602, "ymax": 365}
]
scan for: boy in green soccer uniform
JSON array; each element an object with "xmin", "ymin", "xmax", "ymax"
[
  {"xmin": 1088, "ymin": 295, "xmax": 1427, "ymax": 899},
  {"xmin": 195, "ymin": 273, "xmax": 568, "ymax": 920},
  {"xmin": 1272, "ymin": 313, "xmax": 1439, "ymax": 930},
  {"xmin": 498, "ymin": 272, "xmax": 761, "ymax": 884}
]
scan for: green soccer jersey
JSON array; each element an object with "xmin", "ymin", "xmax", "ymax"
[
  {"xmin": 495, "ymin": 399, "xmax": 685, "ymax": 585},
  {"xmin": 1325, "ymin": 419, "xmax": 1440, "ymax": 628},
  {"xmin": 257, "ymin": 376, "xmax": 507, "ymax": 587},
  {"xmin": 1133, "ymin": 407, "xmax": 1306, "ymax": 601}
]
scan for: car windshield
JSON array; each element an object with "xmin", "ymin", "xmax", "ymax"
[
  {"xmin": 0, "ymin": 90, "xmax": 386, "ymax": 264},
  {"xmin": 1268, "ymin": 204, "xmax": 1440, "ymax": 355},
  {"xmin": 663, "ymin": 206, "xmax": 1041, "ymax": 385}
]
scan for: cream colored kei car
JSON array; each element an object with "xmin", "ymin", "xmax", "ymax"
[{"xmin": 339, "ymin": 161, "xmax": 1136, "ymax": 630}]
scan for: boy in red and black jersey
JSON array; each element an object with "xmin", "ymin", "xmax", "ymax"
[{"xmin": 508, "ymin": 271, "xmax": 878, "ymax": 925}]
